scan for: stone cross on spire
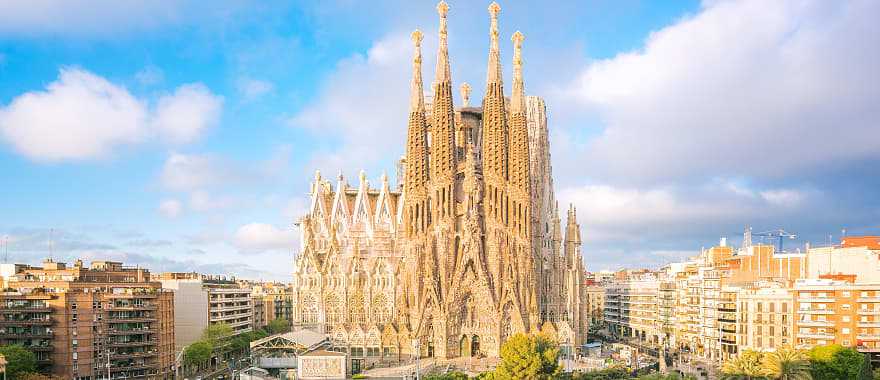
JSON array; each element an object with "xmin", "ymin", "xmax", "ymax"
[
  {"xmin": 410, "ymin": 29, "xmax": 425, "ymax": 113},
  {"xmin": 460, "ymin": 83, "xmax": 471, "ymax": 107}
]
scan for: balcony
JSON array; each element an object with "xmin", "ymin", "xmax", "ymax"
[
  {"xmin": 107, "ymin": 304, "xmax": 157, "ymax": 311},
  {"xmin": 797, "ymin": 333, "xmax": 834, "ymax": 340},
  {"xmin": 0, "ymin": 306, "xmax": 52, "ymax": 313},
  {"xmin": 109, "ymin": 339, "xmax": 157, "ymax": 348},
  {"xmin": 858, "ymin": 310, "xmax": 880, "ymax": 315},
  {"xmin": 108, "ymin": 328, "xmax": 154, "ymax": 336},
  {"xmin": 858, "ymin": 334, "xmax": 880, "ymax": 341},
  {"xmin": 0, "ymin": 331, "xmax": 52, "ymax": 338},
  {"xmin": 798, "ymin": 309, "xmax": 834, "ymax": 315},
  {"xmin": 111, "ymin": 351, "xmax": 158, "ymax": 359},
  {"xmin": 858, "ymin": 322, "xmax": 880, "ymax": 328},
  {"xmin": 798, "ymin": 320, "xmax": 834, "ymax": 327},
  {"xmin": 858, "ymin": 297, "xmax": 880, "ymax": 303},
  {"xmin": 107, "ymin": 316, "xmax": 156, "ymax": 323},
  {"xmin": 798, "ymin": 297, "xmax": 835, "ymax": 303},
  {"xmin": 0, "ymin": 318, "xmax": 52, "ymax": 326}
]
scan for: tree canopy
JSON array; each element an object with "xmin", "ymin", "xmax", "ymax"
[
  {"xmin": 201, "ymin": 322, "xmax": 234, "ymax": 345},
  {"xmin": 494, "ymin": 333, "xmax": 561, "ymax": 380},
  {"xmin": 183, "ymin": 340, "xmax": 214, "ymax": 367},
  {"xmin": 0, "ymin": 345, "xmax": 38, "ymax": 379},
  {"xmin": 808, "ymin": 344, "xmax": 871, "ymax": 380},
  {"xmin": 266, "ymin": 318, "xmax": 290, "ymax": 334}
]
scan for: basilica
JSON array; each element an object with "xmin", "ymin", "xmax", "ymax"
[{"xmin": 291, "ymin": 1, "xmax": 588, "ymax": 361}]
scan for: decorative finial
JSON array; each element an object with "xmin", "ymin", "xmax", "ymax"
[
  {"xmin": 435, "ymin": 0, "xmax": 451, "ymax": 83},
  {"xmin": 337, "ymin": 170, "xmax": 344, "ymax": 182},
  {"xmin": 510, "ymin": 30, "xmax": 526, "ymax": 113},
  {"xmin": 359, "ymin": 169, "xmax": 367, "ymax": 185},
  {"xmin": 411, "ymin": 29, "xmax": 423, "ymax": 47},
  {"xmin": 489, "ymin": 2, "xmax": 501, "ymax": 18},
  {"xmin": 460, "ymin": 83, "xmax": 471, "ymax": 107},
  {"xmin": 381, "ymin": 171, "xmax": 388, "ymax": 185},
  {"xmin": 437, "ymin": 1, "xmax": 449, "ymax": 17},
  {"xmin": 410, "ymin": 29, "xmax": 425, "ymax": 113},
  {"xmin": 486, "ymin": 1, "xmax": 502, "ymax": 85}
]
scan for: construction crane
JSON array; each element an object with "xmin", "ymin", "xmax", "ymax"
[{"xmin": 754, "ymin": 229, "xmax": 797, "ymax": 253}]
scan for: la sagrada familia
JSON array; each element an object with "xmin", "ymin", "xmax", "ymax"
[{"xmin": 292, "ymin": 1, "xmax": 588, "ymax": 360}]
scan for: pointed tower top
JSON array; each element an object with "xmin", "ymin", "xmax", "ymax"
[
  {"xmin": 460, "ymin": 83, "xmax": 471, "ymax": 107},
  {"xmin": 315, "ymin": 169, "xmax": 321, "ymax": 182},
  {"xmin": 381, "ymin": 171, "xmax": 388, "ymax": 186},
  {"xmin": 486, "ymin": 1, "xmax": 502, "ymax": 85},
  {"xmin": 359, "ymin": 169, "xmax": 367, "ymax": 185},
  {"xmin": 410, "ymin": 29, "xmax": 425, "ymax": 113},
  {"xmin": 510, "ymin": 31, "xmax": 526, "ymax": 113},
  {"xmin": 435, "ymin": 1, "xmax": 451, "ymax": 83}
]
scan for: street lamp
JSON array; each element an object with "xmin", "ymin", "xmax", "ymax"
[{"xmin": 411, "ymin": 339, "xmax": 421, "ymax": 380}]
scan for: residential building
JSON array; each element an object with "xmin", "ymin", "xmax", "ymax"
[
  {"xmin": 157, "ymin": 272, "xmax": 252, "ymax": 351},
  {"xmin": 1, "ymin": 259, "xmax": 175, "ymax": 380}
]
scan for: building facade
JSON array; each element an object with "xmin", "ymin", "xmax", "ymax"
[
  {"xmin": 290, "ymin": 1, "xmax": 589, "ymax": 360},
  {"xmin": 0, "ymin": 259, "xmax": 175, "ymax": 380},
  {"xmin": 157, "ymin": 273, "xmax": 253, "ymax": 351}
]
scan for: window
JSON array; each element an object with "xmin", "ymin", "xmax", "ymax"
[
  {"xmin": 843, "ymin": 340, "xmax": 851, "ymax": 346},
  {"xmin": 842, "ymin": 304, "xmax": 852, "ymax": 311},
  {"xmin": 863, "ymin": 292, "xmax": 870, "ymax": 298},
  {"xmin": 770, "ymin": 303, "xmax": 776, "ymax": 313},
  {"xmin": 843, "ymin": 316, "xmax": 851, "ymax": 322},
  {"xmin": 782, "ymin": 303, "xmax": 788, "ymax": 312},
  {"xmin": 843, "ymin": 328, "xmax": 851, "ymax": 334},
  {"xmin": 843, "ymin": 291, "xmax": 851, "ymax": 297}
]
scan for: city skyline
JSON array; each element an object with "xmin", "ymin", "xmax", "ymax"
[{"xmin": 2, "ymin": 0, "xmax": 879, "ymax": 281}]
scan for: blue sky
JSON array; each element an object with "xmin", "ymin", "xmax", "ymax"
[{"xmin": 1, "ymin": 0, "xmax": 878, "ymax": 280}]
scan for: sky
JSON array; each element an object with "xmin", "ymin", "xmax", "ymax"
[{"xmin": 0, "ymin": 0, "xmax": 878, "ymax": 281}]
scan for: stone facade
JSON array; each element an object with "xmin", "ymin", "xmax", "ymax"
[{"xmin": 291, "ymin": 1, "xmax": 588, "ymax": 360}]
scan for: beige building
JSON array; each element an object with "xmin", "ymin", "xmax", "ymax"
[
  {"xmin": 157, "ymin": 273, "xmax": 252, "ymax": 351},
  {"xmin": 738, "ymin": 283, "xmax": 794, "ymax": 352},
  {"xmin": 1, "ymin": 259, "xmax": 175, "ymax": 379},
  {"xmin": 290, "ymin": 1, "xmax": 589, "ymax": 362},
  {"xmin": 605, "ymin": 276, "xmax": 661, "ymax": 345}
]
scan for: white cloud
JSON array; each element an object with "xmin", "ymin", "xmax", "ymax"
[
  {"xmin": 0, "ymin": 68, "xmax": 148, "ymax": 161},
  {"xmin": 153, "ymin": 84, "xmax": 223, "ymax": 144},
  {"xmin": 290, "ymin": 32, "xmax": 416, "ymax": 173},
  {"xmin": 0, "ymin": 68, "xmax": 222, "ymax": 162},
  {"xmin": 236, "ymin": 77, "xmax": 274, "ymax": 101},
  {"xmin": 557, "ymin": 0, "xmax": 880, "ymax": 184},
  {"xmin": 158, "ymin": 199, "xmax": 183, "ymax": 218},
  {"xmin": 558, "ymin": 180, "xmax": 816, "ymax": 245},
  {"xmin": 160, "ymin": 153, "xmax": 222, "ymax": 191},
  {"xmin": 233, "ymin": 223, "xmax": 295, "ymax": 253}
]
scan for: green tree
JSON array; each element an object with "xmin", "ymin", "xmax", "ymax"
[
  {"xmin": 494, "ymin": 333, "xmax": 561, "ymax": 380},
  {"xmin": 266, "ymin": 318, "xmax": 290, "ymax": 334},
  {"xmin": 808, "ymin": 345, "xmax": 871, "ymax": 380},
  {"xmin": 0, "ymin": 345, "xmax": 38, "ymax": 379},
  {"xmin": 761, "ymin": 346, "xmax": 811, "ymax": 380},
  {"xmin": 638, "ymin": 373, "xmax": 699, "ymax": 380},
  {"xmin": 571, "ymin": 366, "xmax": 630, "ymax": 379},
  {"xmin": 183, "ymin": 340, "xmax": 214, "ymax": 367},
  {"xmin": 424, "ymin": 372, "xmax": 469, "ymax": 380},
  {"xmin": 721, "ymin": 350, "xmax": 768, "ymax": 380},
  {"xmin": 201, "ymin": 323, "xmax": 234, "ymax": 345}
]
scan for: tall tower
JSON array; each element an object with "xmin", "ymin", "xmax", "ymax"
[
  {"xmin": 430, "ymin": 0, "xmax": 457, "ymax": 229},
  {"xmin": 404, "ymin": 30, "xmax": 430, "ymax": 239}
]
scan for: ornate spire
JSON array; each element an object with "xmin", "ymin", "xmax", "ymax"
[
  {"xmin": 510, "ymin": 31, "xmax": 525, "ymax": 114},
  {"xmin": 435, "ymin": 1, "xmax": 451, "ymax": 83},
  {"xmin": 410, "ymin": 29, "xmax": 425, "ymax": 113},
  {"xmin": 429, "ymin": 0, "xmax": 457, "ymax": 182},
  {"xmin": 486, "ymin": 2, "xmax": 502, "ymax": 85},
  {"xmin": 460, "ymin": 83, "xmax": 471, "ymax": 107}
]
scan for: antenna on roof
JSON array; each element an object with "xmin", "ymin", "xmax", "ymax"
[{"xmin": 49, "ymin": 228, "xmax": 55, "ymax": 261}]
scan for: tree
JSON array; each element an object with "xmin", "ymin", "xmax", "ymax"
[
  {"xmin": 424, "ymin": 372, "xmax": 469, "ymax": 380},
  {"xmin": 494, "ymin": 333, "xmax": 561, "ymax": 380},
  {"xmin": 17, "ymin": 374, "xmax": 65, "ymax": 380},
  {"xmin": 638, "ymin": 373, "xmax": 698, "ymax": 380},
  {"xmin": 266, "ymin": 318, "xmax": 290, "ymax": 334},
  {"xmin": 808, "ymin": 345, "xmax": 871, "ymax": 380},
  {"xmin": 761, "ymin": 346, "xmax": 811, "ymax": 380},
  {"xmin": 201, "ymin": 323, "xmax": 234, "ymax": 345},
  {"xmin": 721, "ymin": 350, "xmax": 768, "ymax": 380},
  {"xmin": 183, "ymin": 340, "xmax": 214, "ymax": 367},
  {"xmin": 0, "ymin": 345, "xmax": 38, "ymax": 379}
]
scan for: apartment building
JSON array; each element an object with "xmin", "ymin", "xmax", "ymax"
[
  {"xmin": 0, "ymin": 259, "xmax": 175, "ymax": 380},
  {"xmin": 605, "ymin": 276, "xmax": 661, "ymax": 345},
  {"xmin": 157, "ymin": 272, "xmax": 252, "ymax": 351},
  {"xmin": 585, "ymin": 285, "xmax": 605, "ymax": 327},
  {"xmin": 738, "ymin": 284, "xmax": 794, "ymax": 352}
]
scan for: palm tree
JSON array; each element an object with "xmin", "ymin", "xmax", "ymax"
[
  {"xmin": 721, "ymin": 350, "xmax": 768, "ymax": 380},
  {"xmin": 761, "ymin": 346, "xmax": 811, "ymax": 380}
]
